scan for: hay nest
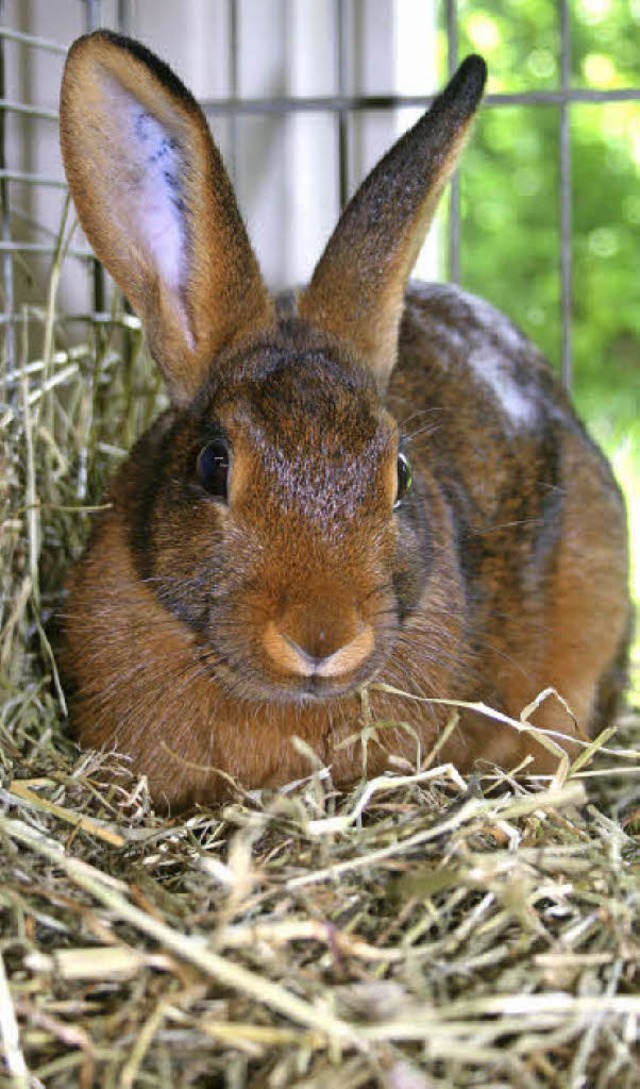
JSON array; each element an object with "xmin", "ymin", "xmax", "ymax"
[{"xmin": 2, "ymin": 249, "xmax": 640, "ymax": 1089}]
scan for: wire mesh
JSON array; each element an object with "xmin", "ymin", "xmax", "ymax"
[{"xmin": 1, "ymin": 0, "xmax": 640, "ymax": 388}]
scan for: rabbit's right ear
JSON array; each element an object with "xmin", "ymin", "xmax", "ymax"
[{"xmin": 60, "ymin": 31, "xmax": 273, "ymax": 405}]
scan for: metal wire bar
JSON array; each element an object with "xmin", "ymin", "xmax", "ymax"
[
  {"xmin": 446, "ymin": 0, "xmax": 460, "ymax": 284},
  {"xmin": 196, "ymin": 86, "xmax": 640, "ymax": 117},
  {"xmin": 117, "ymin": 0, "xmax": 136, "ymax": 368},
  {"xmin": 84, "ymin": 0, "xmax": 102, "ymax": 32},
  {"xmin": 0, "ymin": 170, "xmax": 67, "ymax": 188},
  {"xmin": 0, "ymin": 311, "xmax": 139, "ymax": 327},
  {"xmin": 228, "ymin": 0, "xmax": 239, "ymax": 182},
  {"xmin": 0, "ymin": 27, "xmax": 68, "ymax": 54},
  {"xmin": 84, "ymin": 0, "xmax": 105, "ymax": 320},
  {"xmin": 334, "ymin": 0, "xmax": 349, "ymax": 210},
  {"xmin": 2, "ymin": 0, "xmax": 638, "ymax": 398},
  {"xmin": 0, "ymin": 8, "xmax": 15, "ymax": 374},
  {"xmin": 0, "ymin": 99, "xmax": 58, "ymax": 121},
  {"xmin": 559, "ymin": 0, "xmax": 573, "ymax": 388},
  {"xmin": 1, "ymin": 89, "xmax": 639, "ymax": 126},
  {"xmin": 117, "ymin": 0, "xmax": 133, "ymax": 36},
  {"xmin": 0, "ymin": 242, "xmax": 90, "ymax": 256}
]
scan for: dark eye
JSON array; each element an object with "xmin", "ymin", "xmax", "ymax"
[
  {"xmin": 394, "ymin": 452, "xmax": 413, "ymax": 509},
  {"xmin": 197, "ymin": 439, "xmax": 230, "ymax": 501}
]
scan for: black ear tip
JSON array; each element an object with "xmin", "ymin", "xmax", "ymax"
[
  {"xmin": 65, "ymin": 28, "xmax": 198, "ymax": 114},
  {"xmin": 67, "ymin": 28, "xmax": 133, "ymax": 56},
  {"xmin": 449, "ymin": 54, "xmax": 488, "ymax": 107}
]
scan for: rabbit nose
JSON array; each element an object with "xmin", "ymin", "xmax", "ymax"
[{"xmin": 263, "ymin": 605, "xmax": 375, "ymax": 679}]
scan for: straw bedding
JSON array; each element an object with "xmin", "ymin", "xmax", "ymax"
[{"xmin": 1, "ymin": 267, "xmax": 639, "ymax": 1089}]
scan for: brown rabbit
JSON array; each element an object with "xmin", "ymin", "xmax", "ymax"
[{"xmin": 59, "ymin": 31, "xmax": 630, "ymax": 810}]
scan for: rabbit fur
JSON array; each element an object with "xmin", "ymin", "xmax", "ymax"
[{"xmin": 59, "ymin": 31, "xmax": 630, "ymax": 809}]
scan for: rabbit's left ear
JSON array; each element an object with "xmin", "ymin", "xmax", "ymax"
[
  {"xmin": 299, "ymin": 56, "xmax": 487, "ymax": 391},
  {"xmin": 60, "ymin": 31, "xmax": 273, "ymax": 405}
]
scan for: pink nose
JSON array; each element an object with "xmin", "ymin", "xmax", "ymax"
[{"xmin": 263, "ymin": 602, "xmax": 374, "ymax": 679}]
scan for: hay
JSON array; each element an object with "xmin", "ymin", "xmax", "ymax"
[{"xmin": 1, "ymin": 236, "xmax": 640, "ymax": 1088}]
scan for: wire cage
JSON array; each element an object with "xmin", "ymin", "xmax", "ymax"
[
  {"xmin": 1, "ymin": 0, "xmax": 639, "ymax": 651},
  {"xmin": 2, "ymin": 8, "xmax": 640, "ymax": 1086},
  {"xmin": 2, "ymin": 0, "xmax": 640, "ymax": 376}
]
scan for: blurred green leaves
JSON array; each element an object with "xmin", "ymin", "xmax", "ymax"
[{"xmin": 442, "ymin": 0, "xmax": 640, "ymax": 633}]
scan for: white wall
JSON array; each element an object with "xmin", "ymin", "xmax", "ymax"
[{"xmin": 0, "ymin": 0, "xmax": 442, "ymax": 317}]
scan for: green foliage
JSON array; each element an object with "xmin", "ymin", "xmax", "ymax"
[
  {"xmin": 437, "ymin": 0, "xmax": 640, "ymax": 641},
  {"xmin": 450, "ymin": 0, "xmax": 640, "ymax": 415}
]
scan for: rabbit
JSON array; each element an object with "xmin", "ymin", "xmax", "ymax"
[{"xmin": 59, "ymin": 30, "xmax": 631, "ymax": 811}]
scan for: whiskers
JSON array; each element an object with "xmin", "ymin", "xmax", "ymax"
[{"xmin": 398, "ymin": 407, "xmax": 444, "ymax": 448}]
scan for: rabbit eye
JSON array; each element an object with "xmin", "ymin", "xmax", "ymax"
[
  {"xmin": 394, "ymin": 452, "xmax": 413, "ymax": 509},
  {"xmin": 197, "ymin": 439, "xmax": 230, "ymax": 501}
]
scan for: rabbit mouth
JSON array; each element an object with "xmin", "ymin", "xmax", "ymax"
[
  {"xmin": 199, "ymin": 588, "xmax": 397, "ymax": 703},
  {"xmin": 273, "ymin": 657, "xmax": 384, "ymax": 704},
  {"xmin": 256, "ymin": 615, "xmax": 390, "ymax": 702},
  {"xmin": 247, "ymin": 664, "xmax": 383, "ymax": 705},
  {"xmin": 197, "ymin": 635, "xmax": 387, "ymax": 705}
]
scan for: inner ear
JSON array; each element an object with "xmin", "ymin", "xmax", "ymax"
[{"xmin": 111, "ymin": 80, "xmax": 193, "ymax": 346}]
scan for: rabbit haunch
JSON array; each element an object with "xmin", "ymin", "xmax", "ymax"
[{"xmin": 59, "ymin": 32, "xmax": 630, "ymax": 810}]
